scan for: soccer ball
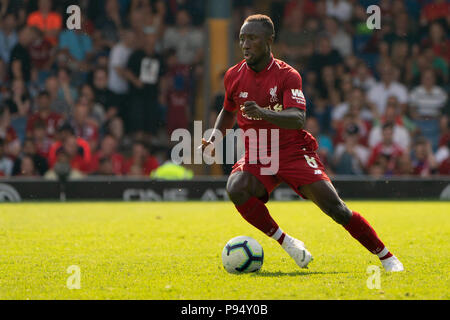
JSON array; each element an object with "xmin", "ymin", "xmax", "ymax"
[{"xmin": 222, "ymin": 236, "xmax": 264, "ymax": 274}]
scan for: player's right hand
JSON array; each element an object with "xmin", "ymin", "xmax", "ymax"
[{"xmin": 200, "ymin": 138, "xmax": 215, "ymax": 157}]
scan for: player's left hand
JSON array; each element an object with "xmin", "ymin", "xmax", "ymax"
[{"xmin": 241, "ymin": 101, "xmax": 266, "ymax": 119}]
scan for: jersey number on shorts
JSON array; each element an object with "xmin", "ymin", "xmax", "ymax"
[{"xmin": 304, "ymin": 155, "xmax": 318, "ymax": 168}]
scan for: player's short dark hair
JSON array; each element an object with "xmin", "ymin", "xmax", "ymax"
[{"xmin": 244, "ymin": 14, "xmax": 275, "ymax": 37}]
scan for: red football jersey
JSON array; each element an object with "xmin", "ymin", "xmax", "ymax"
[
  {"xmin": 223, "ymin": 55, "xmax": 318, "ymax": 163},
  {"xmin": 90, "ymin": 151, "xmax": 125, "ymax": 175},
  {"xmin": 124, "ymin": 156, "xmax": 159, "ymax": 176},
  {"xmin": 26, "ymin": 112, "xmax": 64, "ymax": 138}
]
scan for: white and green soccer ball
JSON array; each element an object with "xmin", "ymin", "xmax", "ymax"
[{"xmin": 222, "ymin": 236, "xmax": 264, "ymax": 274}]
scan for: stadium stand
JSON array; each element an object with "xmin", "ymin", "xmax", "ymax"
[{"xmin": 0, "ymin": 0, "xmax": 448, "ymax": 179}]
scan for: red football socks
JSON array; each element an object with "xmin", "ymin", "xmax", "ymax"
[
  {"xmin": 344, "ymin": 211, "xmax": 392, "ymax": 259},
  {"xmin": 235, "ymin": 197, "xmax": 280, "ymax": 238},
  {"xmin": 236, "ymin": 202, "xmax": 393, "ymax": 257}
]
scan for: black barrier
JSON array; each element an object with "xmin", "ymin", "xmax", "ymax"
[{"xmin": 0, "ymin": 177, "xmax": 450, "ymax": 201}]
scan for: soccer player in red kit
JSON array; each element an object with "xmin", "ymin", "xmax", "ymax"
[{"xmin": 202, "ymin": 15, "xmax": 403, "ymax": 271}]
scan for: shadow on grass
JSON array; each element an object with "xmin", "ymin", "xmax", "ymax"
[{"xmin": 252, "ymin": 270, "xmax": 349, "ymax": 277}]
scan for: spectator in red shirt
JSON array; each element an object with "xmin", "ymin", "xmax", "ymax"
[
  {"xmin": 421, "ymin": 0, "xmax": 450, "ymax": 25},
  {"xmin": 164, "ymin": 48, "xmax": 191, "ymax": 136},
  {"xmin": 70, "ymin": 103, "xmax": 99, "ymax": 152},
  {"xmin": 438, "ymin": 116, "xmax": 450, "ymax": 148},
  {"xmin": 435, "ymin": 120, "xmax": 449, "ymax": 169},
  {"xmin": 283, "ymin": 0, "xmax": 316, "ymax": 21},
  {"xmin": 437, "ymin": 138, "xmax": 450, "ymax": 175},
  {"xmin": 333, "ymin": 92, "xmax": 372, "ymax": 148},
  {"xmin": 31, "ymin": 120, "xmax": 53, "ymax": 158},
  {"xmin": 367, "ymin": 122, "xmax": 404, "ymax": 175},
  {"xmin": 47, "ymin": 123, "xmax": 91, "ymax": 173},
  {"xmin": 0, "ymin": 138, "xmax": 13, "ymax": 176},
  {"xmin": 90, "ymin": 157, "xmax": 116, "ymax": 176},
  {"xmin": 439, "ymin": 158, "xmax": 450, "ymax": 175},
  {"xmin": 26, "ymin": 90, "xmax": 64, "ymax": 139},
  {"xmin": 28, "ymin": 27, "xmax": 54, "ymax": 72},
  {"xmin": 0, "ymin": 105, "xmax": 20, "ymax": 158},
  {"xmin": 124, "ymin": 140, "xmax": 159, "ymax": 176},
  {"xmin": 90, "ymin": 134, "xmax": 125, "ymax": 175},
  {"xmin": 26, "ymin": 0, "xmax": 62, "ymax": 46},
  {"xmin": 368, "ymin": 96, "xmax": 412, "ymax": 152},
  {"xmin": 166, "ymin": 74, "xmax": 190, "ymax": 137},
  {"xmin": 428, "ymin": 22, "xmax": 450, "ymax": 64},
  {"xmin": 61, "ymin": 135, "xmax": 92, "ymax": 173}
]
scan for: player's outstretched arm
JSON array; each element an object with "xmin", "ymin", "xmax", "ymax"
[
  {"xmin": 211, "ymin": 108, "xmax": 237, "ymax": 138},
  {"xmin": 201, "ymin": 108, "xmax": 236, "ymax": 153},
  {"xmin": 242, "ymin": 101, "xmax": 305, "ymax": 130}
]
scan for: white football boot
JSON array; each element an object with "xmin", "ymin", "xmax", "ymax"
[
  {"xmin": 281, "ymin": 235, "xmax": 313, "ymax": 269},
  {"xmin": 381, "ymin": 255, "xmax": 404, "ymax": 272}
]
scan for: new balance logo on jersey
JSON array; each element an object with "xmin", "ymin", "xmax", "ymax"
[
  {"xmin": 314, "ymin": 169, "xmax": 322, "ymax": 175},
  {"xmin": 291, "ymin": 89, "xmax": 306, "ymax": 104},
  {"xmin": 239, "ymin": 92, "xmax": 248, "ymax": 98}
]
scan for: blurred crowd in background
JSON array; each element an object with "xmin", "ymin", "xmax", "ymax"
[{"xmin": 0, "ymin": 0, "xmax": 449, "ymax": 179}]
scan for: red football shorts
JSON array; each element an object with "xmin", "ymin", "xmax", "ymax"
[{"xmin": 231, "ymin": 150, "xmax": 330, "ymax": 202}]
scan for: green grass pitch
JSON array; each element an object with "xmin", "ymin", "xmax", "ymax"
[{"xmin": 0, "ymin": 201, "xmax": 449, "ymax": 300}]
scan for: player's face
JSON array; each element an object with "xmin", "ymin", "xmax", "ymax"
[{"xmin": 239, "ymin": 22, "xmax": 271, "ymax": 67}]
